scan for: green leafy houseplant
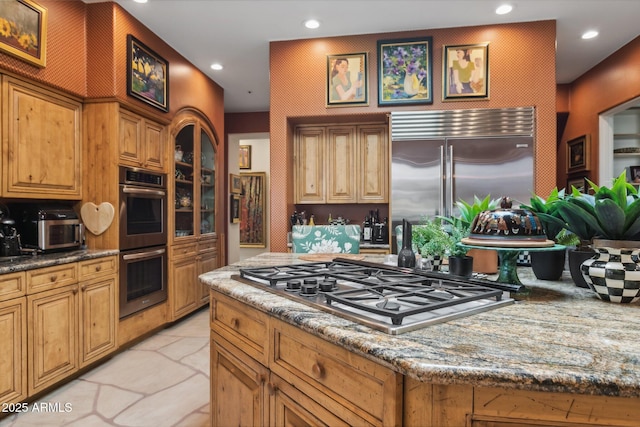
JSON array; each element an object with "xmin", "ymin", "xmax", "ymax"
[
  {"xmin": 412, "ymin": 218, "xmax": 452, "ymax": 258},
  {"xmin": 521, "ymin": 188, "xmax": 580, "ymax": 247},
  {"xmin": 544, "ymin": 171, "xmax": 640, "ymax": 243}
]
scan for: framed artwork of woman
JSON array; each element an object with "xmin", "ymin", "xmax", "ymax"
[
  {"xmin": 443, "ymin": 42, "xmax": 489, "ymax": 100},
  {"xmin": 326, "ymin": 52, "xmax": 368, "ymax": 107}
]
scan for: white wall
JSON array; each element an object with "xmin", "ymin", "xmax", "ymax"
[{"xmin": 227, "ymin": 133, "xmax": 270, "ymax": 263}]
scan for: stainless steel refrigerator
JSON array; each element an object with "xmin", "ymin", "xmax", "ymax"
[{"xmin": 390, "ymin": 108, "xmax": 535, "ymax": 233}]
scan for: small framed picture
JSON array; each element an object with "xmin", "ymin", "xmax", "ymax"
[
  {"xmin": 239, "ymin": 145, "xmax": 251, "ymax": 169},
  {"xmin": 230, "ymin": 194, "xmax": 240, "ymax": 223},
  {"xmin": 229, "ymin": 173, "xmax": 242, "ymax": 194},
  {"xmin": 567, "ymin": 135, "xmax": 590, "ymax": 173},
  {"xmin": 443, "ymin": 42, "xmax": 489, "ymax": 100},
  {"xmin": 377, "ymin": 37, "xmax": 432, "ymax": 105},
  {"xmin": 630, "ymin": 166, "xmax": 640, "ymax": 184},
  {"xmin": 327, "ymin": 52, "xmax": 368, "ymax": 107}
]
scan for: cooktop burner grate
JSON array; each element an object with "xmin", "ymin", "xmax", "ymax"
[{"xmin": 236, "ymin": 258, "xmax": 515, "ymax": 334}]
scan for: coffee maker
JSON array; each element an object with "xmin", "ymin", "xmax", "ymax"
[{"xmin": 0, "ymin": 205, "xmax": 21, "ymax": 257}]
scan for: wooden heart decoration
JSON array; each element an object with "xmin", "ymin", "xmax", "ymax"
[{"xmin": 81, "ymin": 202, "xmax": 115, "ymax": 236}]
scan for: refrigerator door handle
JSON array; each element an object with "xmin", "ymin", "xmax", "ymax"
[
  {"xmin": 439, "ymin": 145, "xmax": 445, "ymax": 216},
  {"xmin": 447, "ymin": 144, "xmax": 454, "ymax": 217}
]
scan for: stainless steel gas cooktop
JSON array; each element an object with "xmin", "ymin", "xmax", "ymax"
[{"xmin": 235, "ymin": 258, "xmax": 517, "ymax": 334}]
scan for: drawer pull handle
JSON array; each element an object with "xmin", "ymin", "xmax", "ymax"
[
  {"xmin": 231, "ymin": 318, "xmax": 240, "ymax": 328},
  {"xmin": 311, "ymin": 363, "xmax": 324, "ymax": 379},
  {"xmin": 50, "ymin": 275, "xmax": 58, "ymax": 282},
  {"xmin": 95, "ymin": 265, "xmax": 102, "ymax": 272}
]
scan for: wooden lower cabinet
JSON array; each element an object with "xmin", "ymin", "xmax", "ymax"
[
  {"xmin": 27, "ymin": 284, "xmax": 79, "ymax": 395},
  {"xmin": 211, "ymin": 336, "xmax": 269, "ymax": 427},
  {"xmin": 0, "ymin": 297, "xmax": 27, "ymax": 404},
  {"xmin": 209, "ymin": 290, "xmax": 402, "ymax": 426},
  {"xmin": 169, "ymin": 240, "xmax": 215, "ymax": 321},
  {"xmin": 212, "ymin": 290, "xmax": 640, "ymax": 427},
  {"xmin": 3, "ymin": 256, "xmax": 118, "ymax": 399}
]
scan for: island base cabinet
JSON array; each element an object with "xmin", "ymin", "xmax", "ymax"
[
  {"xmin": 270, "ymin": 374, "xmax": 374, "ymax": 427},
  {"xmin": 211, "ymin": 335, "xmax": 268, "ymax": 427},
  {"xmin": 472, "ymin": 387, "xmax": 640, "ymax": 427}
]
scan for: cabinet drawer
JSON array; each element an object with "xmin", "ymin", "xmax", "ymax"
[
  {"xmin": 210, "ymin": 290, "xmax": 269, "ymax": 366},
  {"xmin": 79, "ymin": 256, "xmax": 117, "ymax": 280},
  {"xmin": 27, "ymin": 264, "xmax": 78, "ymax": 294},
  {"xmin": 271, "ymin": 319, "xmax": 402, "ymax": 426},
  {"xmin": 0, "ymin": 271, "xmax": 26, "ymax": 301},
  {"xmin": 171, "ymin": 242, "xmax": 198, "ymax": 259}
]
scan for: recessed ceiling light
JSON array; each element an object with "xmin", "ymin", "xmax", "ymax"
[
  {"xmin": 210, "ymin": 63, "xmax": 223, "ymax": 71},
  {"xmin": 582, "ymin": 30, "xmax": 599, "ymax": 40},
  {"xmin": 133, "ymin": 0, "xmax": 148, "ymax": 4},
  {"xmin": 495, "ymin": 4, "xmax": 513, "ymax": 15},
  {"xmin": 304, "ymin": 19, "xmax": 320, "ymax": 29}
]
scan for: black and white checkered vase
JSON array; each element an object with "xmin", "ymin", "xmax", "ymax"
[{"xmin": 580, "ymin": 247, "xmax": 640, "ymax": 303}]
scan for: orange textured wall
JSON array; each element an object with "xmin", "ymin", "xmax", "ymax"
[
  {"xmin": 560, "ymin": 36, "xmax": 640, "ymax": 185},
  {"xmin": 269, "ymin": 20, "xmax": 557, "ymax": 252},
  {"xmin": 0, "ymin": 0, "xmax": 86, "ymax": 96},
  {"xmin": 0, "ymin": 2, "xmax": 224, "ymax": 139}
]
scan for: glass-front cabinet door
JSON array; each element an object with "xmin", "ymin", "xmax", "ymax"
[
  {"xmin": 200, "ymin": 129, "xmax": 215, "ymax": 236},
  {"xmin": 172, "ymin": 121, "xmax": 217, "ymax": 241},
  {"xmin": 174, "ymin": 125, "xmax": 195, "ymax": 238}
]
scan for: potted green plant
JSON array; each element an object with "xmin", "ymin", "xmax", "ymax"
[
  {"xmin": 521, "ymin": 188, "xmax": 579, "ymax": 281},
  {"xmin": 440, "ymin": 216, "xmax": 474, "ymax": 276},
  {"xmin": 545, "ymin": 171, "xmax": 640, "ymax": 302},
  {"xmin": 412, "ymin": 218, "xmax": 451, "ymax": 271}
]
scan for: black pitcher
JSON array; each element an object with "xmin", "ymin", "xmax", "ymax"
[{"xmin": 397, "ymin": 219, "xmax": 416, "ymax": 268}]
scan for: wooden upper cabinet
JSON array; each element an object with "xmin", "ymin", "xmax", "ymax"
[
  {"xmin": 118, "ymin": 108, "xmax": 166, "ymax": 172},
  {"xmin": 2, "ymin": 76, "xmax": 82, "ymax": 199},
  {"xmin": 327, "ymin": 126, "xmax": 357, "ymax": 203},
  {"xmin": 294, "ymin": 123, "xmax": 388, "ymax": 204},
  {"xmin": 294, "ymin": 126, "xmax": 325, "ymax": 203},
  {"xmin": 357, "ymin": 125, "xmax": 388, "ymax": 203}
]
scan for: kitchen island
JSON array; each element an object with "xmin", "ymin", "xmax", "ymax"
[{"xmin": 200, "ymin": 252, "xmax": 640, "ymax": 426}]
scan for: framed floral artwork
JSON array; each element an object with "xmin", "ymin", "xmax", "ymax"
[
  {"xmin": 127, "ymin": 34, "xmax": 169, "ymax": 112},
  {"xmin": 443, "ymin": 42, "xmax": 489, "ymax": 100},
  {"xmin": 0, "ymin": 0, "xmax": 47, "ymax": 67},
  {"xmin": 327, "ymin": 52, "xmax": 368, "ymax": 107},
  {"xmin": 377, "ymin": 37, "xmax": 432, "ymax": 105}
]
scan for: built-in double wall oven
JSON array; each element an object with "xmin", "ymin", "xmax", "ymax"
[{"xmin": 118, "ymin": 166, "xmax": 168, "ymax": 318}]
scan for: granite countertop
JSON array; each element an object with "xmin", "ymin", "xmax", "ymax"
[
  {"xmin": 200, "ymin": 252, "xmax": 640, "ymax": 398},
  {"xmin": 0, "ymin": 248, "xmax": 119, "ymax": 274}
]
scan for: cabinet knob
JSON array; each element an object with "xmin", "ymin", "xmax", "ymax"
[
  {"xmin": 311, "ymin": 362, "xmax": 324, "ymax": 379},
  {"xmin": 95, "ymin": 265, "xmax": 102, "ymax": 272},
  {"xmin": 50, "ymin": 274, "xmax": 58, "ymax": 282},
  {"xmin": 231, "ymin": 318, "xmax": 240, "ymax": 329},
  {"xmin": 72, "ymin": 286, "xmax": 79, "ymax": 295},
  {"xmin": 267, "ymin": 382, "xmax": 277, "ymax": 396}
]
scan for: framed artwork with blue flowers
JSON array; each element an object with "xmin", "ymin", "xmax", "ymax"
[{"xmin": 377, "ymin": 36, "xmax": 432, "ymax": 105}]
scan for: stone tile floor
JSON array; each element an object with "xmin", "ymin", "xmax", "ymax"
[{"xmin": 0, "ymin": 307, "xmax": 210, "ymax": 427}]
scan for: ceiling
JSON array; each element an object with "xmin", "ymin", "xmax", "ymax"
[{"xmin": 96, "ymin": 0, "xmax": 640, "ymax": 113}]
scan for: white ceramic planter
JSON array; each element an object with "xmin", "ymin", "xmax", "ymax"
[{"xmin": 581, "ymin": 244, "xmax": 640, "ymax": 303}]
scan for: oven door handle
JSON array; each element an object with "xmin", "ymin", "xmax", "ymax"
[
  {"xmin": 122, "ymin": 186, "xmax": 166, "ymax": 197},
  {"xmin": 122, "ymin": 248, "xmax": 166, "ymax": 261}
]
